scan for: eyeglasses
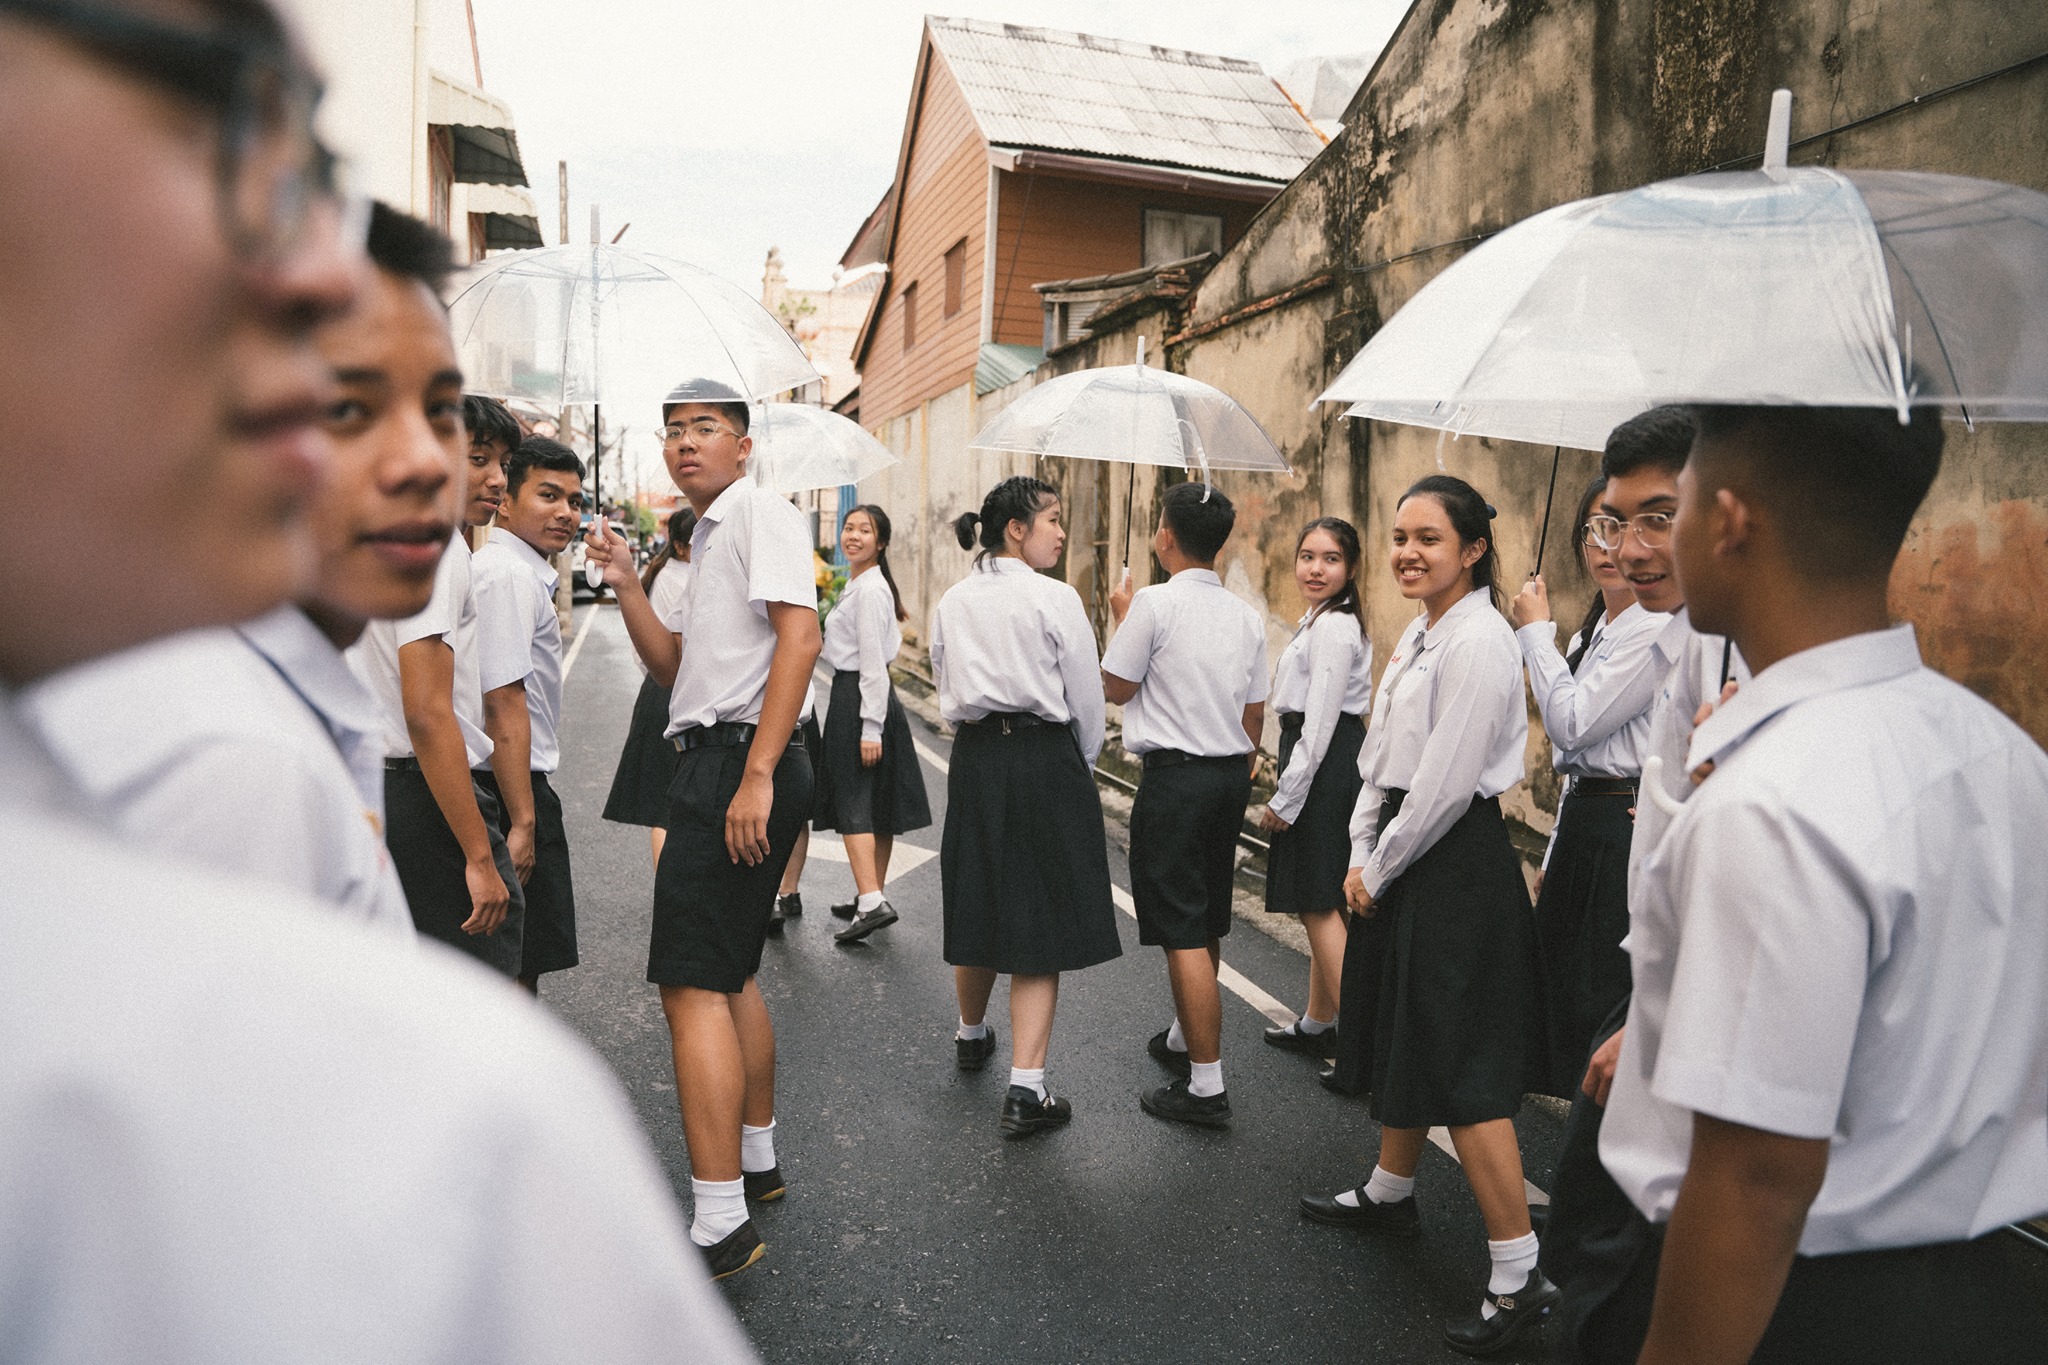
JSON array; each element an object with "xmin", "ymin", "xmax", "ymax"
[
  {"xmin": 1586, "ymin": 511, "xmax": 1675, "ymax": 552},
  {"xmin": 662, "ymin": 419, "xmax": 740, "ymax": 445},
  {"xmin": 2, "ymin": 0, "xmax": 339, "ymax": 263}
]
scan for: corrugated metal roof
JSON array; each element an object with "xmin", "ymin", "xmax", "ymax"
[
  {"xmin": 927, "ymin": 16, "xmax": 1323, "ymax": 185},
  {"xmin": 977, "ymin": 342, "xmax": 1046, "ymax": 394}
]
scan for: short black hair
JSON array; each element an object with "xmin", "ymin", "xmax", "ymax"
[
  {"xmin": 1601, "ymin": 406, "xmax": 1696, "ymax": 482},
  {"xmin": 463, "ymin": 395, "xmax": 521, "ymax": 452},
  {"xmin": 365, "ymin": 201, "xmax": 455, "ymax": 293},
  {"xmin": 506, "ymin": 435, "xmax": 585, "ymax": 498},
  {"xmin": 1160, "ymin": 482, "xmax": 1235, "ymax": 562},
  {"xmin": 1688, "ymin": 402, "xmax": 1945, "ymax": 581},
  {"xmin": 662, "ymin": 399, "xmax": 751, "ymax": 435}
]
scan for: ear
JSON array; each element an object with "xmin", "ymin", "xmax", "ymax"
[
  {"xmin": 735, "ymin": 433, "xmax": 753, "ymax": 468},
  {"xmin": 1712, "ymin": 487, "xmax": 1752, "ymax": 559},
  {"xmin": 1461, "ymin": 536, "xmax": 1488, "ymax": 570}
]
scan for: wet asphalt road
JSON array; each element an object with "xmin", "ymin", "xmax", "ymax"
[{"xmin": 542, "ymin": 603, "xmax": 1575, "ymax": 1364}]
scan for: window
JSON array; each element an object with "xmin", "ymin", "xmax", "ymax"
[
  {"xmin": 901, "ymin": 282, "xmax": 918, "ymax": 352},
  {"xmin": 1142, "ymin": 208, "xmax": 1224, "ymax": 267},
  {"xmin": 943, "ymin": 238, "xmax": 966, "ymax": 317}
]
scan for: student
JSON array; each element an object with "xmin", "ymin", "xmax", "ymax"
[
  {"xmin": 1102, "ymin": 482, "xmax": 1267, "ymax": 1127},
  {"xmin": 0, "ymin": 2, "xmax": 752, "ymax": 1356},
  {"xmin": 602, "ymin": 505, "xmax": 696, "ymax": 867},
  {"xmin": 1300, "ymin": 475, "xmax": 1549, "ymax": 1357},
  {"xmin": 931, "ymin": 475, "xmax": 1120, "ymax": 1138},
  {"xmin": 768, "ymin": 682, "xmax": 823, "ymax": 934},
  {"xmin": 1509, "ymin": 415, "xmax": 1688, "ymax": 1094},
  {"xmin": 585, "ymin": 379, "xmax": 820, "ymax": 1281},
  {"xmin": 1255, "ymin": 517, "xmax": 1372, "ymax": 1063},
  {"xmin": 1592, "ymin": 402, "xmax": 2048, "ymax": 1365},
  {"xmin": 20, "ymin": 205, "xmax": 472, "ymax": 935},
  {"xmin": 816, "ymin": 504, "xmax": 933, "ymax": 944},
  {"xmin": 474, "ymin": 435, "xmax": 587, "ymax": 993},
  {"xmin": 348, "ymin": 392, "xmax": 525, "ymax": 976}
]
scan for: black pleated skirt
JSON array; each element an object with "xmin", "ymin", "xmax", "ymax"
[
  {"xmin": 1263, "ymin": 711, "xmax": 1366, "ymax": 918},
  {"xmin": 941, "ymin": 719, "xmax": 1121, "ymax": 975},
  {"xmin": 813, "ymin": 669, "xmax": 933, "ymax": 836},
  {"xmin": 1536, "ymin": 788, "xmax": 1636, "ymax": 1096},
  {"xmin": 1330, "ymin": 789, "xmax": 1543, "ymax": 1128},
  {"xmin": 601, "ymin": 674, "xmax": 679, "ymax": 829}
]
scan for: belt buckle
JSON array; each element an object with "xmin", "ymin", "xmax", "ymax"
[{"xmin": 998, "ymin": 715, "xmax": 1016, "ymax": 736}]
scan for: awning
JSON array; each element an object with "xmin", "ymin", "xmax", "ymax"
[
  {"xmin": 464, "ymin": 183, "xmax": 544, "ymax": 250},
  {"xmin": 428, "ymin": 70, "xmax": 529, "ymax": 187}
]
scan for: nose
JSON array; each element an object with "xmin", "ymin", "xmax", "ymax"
[{"xmin": 244, "ymin": 196, "xmax": 365, "ymax": 337}]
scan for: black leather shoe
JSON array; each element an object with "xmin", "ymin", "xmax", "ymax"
[
  {"xmin": 765, "ymin": 899, "xmax": 785, "ymax": 936},
  {"xmin": 777, "ymin": 892, "xmax": 804, "ymax": 919},
  {"xmin": 1442, "ymin": 1269, "xmax": 1559, "ymax": 1357},
  {"xmin": 1298, "ymin": 1187, "xmax": 1422, "ymax": 1237},
  {"xmin": 1146, "ymin": 1028, "xmax": 1192, "ymax": 1078},
  {"xmin": 1140, "ymin": 1078, "xmax": 1231, "ymax": 1128},
  {"xmin": 1317, "ymin": 1065, "xmax": 1365, "ymax": 1096},
  {"xmin": 829, "ymin": 900, "xmax": 857, "ymax": 919},
  {"xmin": 1264, "ymin": 1020, "xmax": 1339, "ymax": 1057},
  {"xmin": 956, "ymin": 1025, "xmax": 997, "ymax": 1071},
  {"xmin": 699, "ymin": 1220, "xmax": 765, "ymax": 1280},
  {"xmin": 998, "ymin": 1085, "xmax": 1072, "ymax": 1138},
  {"xmin": 834, "ymin": 901, "xmax": 898, "ymax": 943},
  {"xmin": 743, "ymin": 1166, "xmax": 784, "ymax": 1203}
]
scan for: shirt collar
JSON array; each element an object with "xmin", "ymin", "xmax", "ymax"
[
  {"xmin": 986, "ymin": 556, "xmax": 1034, "ymax": 575},
  {"xmin": 698, "ymin": 473, "xmax": 755, "ymax": 529},
  {"xmin": 486, "ymin": 525, "xmax": 559, "ymax": 590},
  {"xmin": 235, "ymin": 606, "xmax": 383, "ymax": 748},
  {"xmin": 1687, "ymin": 623, "xmax": 1922, "ymax": 772},
  {"xmin": 1418, "ymin": 586, "xmax": 1493, "ymax": 650},
  {"xmin": 1170, "ymin": 567, "xmax": 1221, "ymax": 587},
  {"xmin": 1650, "ymin": 605, "xmax": 1696, "ymax": 665}
]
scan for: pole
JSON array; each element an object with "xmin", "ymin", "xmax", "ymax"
[
  {"xmin": 1531, "ymin": 444, "xmax": 1562, "ymax": 576},
  {"xmin": 556, "ymin": 160, "xmax": 568, "ymax": 247}
]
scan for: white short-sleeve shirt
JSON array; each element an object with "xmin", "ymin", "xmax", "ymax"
[
  {"xmin": 347, "ymin": 534, "xmax": 495, "ymax": 768},
  {"xmin": 820, "ymin": 567, "xmax": 902, "ymax": 743},
  {"xmin": 666, "ymin": 476, "xmax": 818, "ymax": 736},
  {"xmin": 1267, "ymin": 607, "xmax": 1373, "ymax": 825},
  {"xmin": 929, "ymin": 556, "xmax": 1106, "ymax": 767},
  {"xmin": 1101, "ymin": 568, "xmax": 1270, "ymax": 757},
  {"xmin": 1601, "ymin": 624, "xmax": 2048, "ymax": 1254},
  {"xmin": 472, "ymin": 527, "xmax": 566, "ymax": 773}
]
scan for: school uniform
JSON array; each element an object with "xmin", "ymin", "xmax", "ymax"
[
  {"xmin": 349, "ymin": 534, "xmax": 526, "ymax": 977},
  {"xmin": 812, "ymin": 567, "xmax": 931, "ymax": 838},
  {"xmin": 1100, "ymin": 568, "xmax": 1268, "ymax": 950},
  {"xmin": 1264, "ymin": 607, "xmax": 1373, "ymax": 919},
  {"xmin": 930, "ymin": 557, "xmax": 1119, "ymax": 975},
  {"xmin": 22, "ymin": 608, "xmax": 413, "ymax": 936},
  {"xmin": 1517, "ymin": 602, "xmax": 1668, "ymax": 1094},
  {"xmin": 473, "ymin": 527, "xmax": 578, "ymax": 979},
  {"xmin": 1329, "ymin": 588, "xmax": 1540, "ymax": 1126},
  {"xmin": 1588, "ymin": 624, "xmax": 2048, "ymax": 1362},
  {"xmin": 603, "ymin": 556, "xmax": 692, "ymax": 830},
  {"xmin": 648, "ymin": 474, "xmax": 817, "ymax": 993}
]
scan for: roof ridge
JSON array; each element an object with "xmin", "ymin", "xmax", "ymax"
[{"xmin": 925, "ymin": 13, "xmax": 1267, "ymax": 73}]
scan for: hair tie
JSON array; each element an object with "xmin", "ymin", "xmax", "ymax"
[{"xmin": 1482, "ymin": 502, "xmax": 1498, "ymax": 519}]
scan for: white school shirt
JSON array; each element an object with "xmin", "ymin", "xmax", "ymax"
[
  {"xmin": 1600, "ymin": 625, "xmax": 2048, "ymax": 1254},
  {"xmin": 1347, "ymin": 588, "xmax": 1527, "ymax": 898},
  {"xmin": 1626, "ymin": 608, "xmax": 1749, "ymax": 884},
  {"xmin": 1266, "ymin": 608, "xmax": 1373, "ymax": 825},
  {"xmin": 821, "ymin": 567, "xmax": 902, "ymax": 743},
  {"xmin": 649, "ymin": 555, "xmax": 695, "ymax": 632},
  {"xmin": 1101, "ymin": 567, "xmax": 1270, "ymax": 757},
  {"xmin": 21, "ymin": 611, "xmax": 412, "ymax": 936},
  {"xmin": 929, "ymin": 556, "xmax": 1106, "ymax": 767},
  {"xmin": 666, "ymin": 475, "xmax": 818, "ymax": 736},
  {"xmin": 0, "ymin": 701, "xmax": 758, "ymax": 1364},
  {"xmin": 347, "ymin": 534, "xmax": 494, "ymax": 767},
  {"xmin": 472, "ymin": 527, "xmax": 566, "ymax": 773},
  {"xmin": 1517, "ymin": 602, "xmax": 1668, "ymax": 779}
]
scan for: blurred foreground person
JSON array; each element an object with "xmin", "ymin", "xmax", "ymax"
[{"xmin": 0, "ymin": 3, "xmax": 754, "ymax": 1359}]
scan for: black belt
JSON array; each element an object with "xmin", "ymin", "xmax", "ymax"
[
  {"xmin": 1142, "ymin": 748, "xmax": 1253, "ymax": 770},
  {"xmin": 1570, "ymin": 776, "xmax": 1640, "ymax": 798},
  {"xmin": 1277, "ymin": 711, "xmax": 1366, "ymax": 735},
  {"xmin": 671, "ymin": 721, "xmax": 800, "ymax": 753},
  {"xmin": 962, "ymin": 711, "xmax": 1049, "ymax": 735},
  {"xmin": 384, "ymin": 755, "xmax": 421, "ymax": 772}
]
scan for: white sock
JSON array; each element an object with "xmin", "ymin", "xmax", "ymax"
[
  {"xmin": 1297, "ymin": 1013, "xmax": 1334, "ymax": 1035},
  {"xmin": 1164, "ymin": 1018, "xmax": 1187, "ymax": 1053},
  {"xmin": 1336, "ymin": 1165, "xmax": 1415, "ymax": 1208},
  {"xmin": 688, "ymin": 1177, "xmax": 747, "ymax": 1246},
  {"xmin": 1480, "ymin": 1232, "xmax": 1541, "ymax": 1319},
  {"xmin": 956, "ymin": 1018, "xmax": 988, "ymax": 1041},
  {"xmin": 740, "ymin": 1120, "xmax": 776, "ymax": 1174},
  {"xmin": 1009, "ymin": 1066, "xmax": 1047, "ymax": 1100},
  {"xmin": 1187, "ymin": 1059, "xmax": 1225, "ymax": 1098},
  {"xmin": 856, "ymin": 889, "xmax": 886, "ymax": 915}
]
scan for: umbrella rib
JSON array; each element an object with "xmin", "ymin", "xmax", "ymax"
[
  {"xmin": 634, "ymin": 253, "xmax": 803, "ymax": 401},
  {"xmin": 1879, "ymin": 236, "xmax": 1971, "ymax": 422}
]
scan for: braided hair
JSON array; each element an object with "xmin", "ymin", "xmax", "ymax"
[{"xmin": 953, "ymin": 475, "xmax": 1058, "ymax": 568}]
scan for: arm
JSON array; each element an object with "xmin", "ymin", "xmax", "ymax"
[
  {"xmin": 724, "ymin": 602, "xmax": 820, "ymax": 867},
  {"xmin": 1099, "ymin": 589, "xmax": 1151, "ymax": 706},
  {"xmin": 1521, "ymin": 615, "xmax": 1667, "ymax": 751},
  {"xmin": 398, "ymin": 636, "xmax": 508, "ymax": 934},
  {"xmin": 587, "ymin": 519, "xmax": 680, "ymax": 687},
  {"xmin": 855, "ymin": 581, "xmax": 893, "ymax": 761},
  {"xmin": 1268, "ymin": 618, "xmax": 1354, "ymax": 826},
  {"xmin": 483, "ymin": 679, "xmax": 535, "ymax": 883},
  {"xmin": 1636, "ymin": 1114, "xmax": 1829, "ymax": 1365},
  {"xmin": 1055, "ymin": 590, "xmax": 1107, "ymax": 767},
  {"xmin": 1241, "ymin": 702, "xmax": 1264, "ymax": 778}
]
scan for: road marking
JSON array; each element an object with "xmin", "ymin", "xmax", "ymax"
[
  {"xmin": 913, "ymin": 739, "xmax": 950, "ymax": 775},
  {"xmin": 806, "ymin": 833, "xmax": 937, "ymax": 875},
  {"xmin": 561, "ymin": 602, "xmax": 603, "ymax": 682}
]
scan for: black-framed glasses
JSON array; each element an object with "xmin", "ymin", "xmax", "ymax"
[
  {"xmin": 1, "ymin": 0, "xmax": 337, "ymax": 262},
  {"xmin": 1586, "ymin": 511, "xmax": 1675, "ymax": 552}
]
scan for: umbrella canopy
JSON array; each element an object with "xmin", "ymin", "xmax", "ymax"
[
  {"xmin": 448, "ymin": 243, "xmax": 820, "ymax": 417},
  {"xmin": 1319, "ymin": 159, "xmax": 2048, "ymax": 450},
  {"xmin": 746, "ymin": 403, "xmax": 898, "ymax": 495}
]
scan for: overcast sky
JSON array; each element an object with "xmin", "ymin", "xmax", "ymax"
[{"xmin": 475, "ymin": 1, "xmax": 1409, "ymax": 294}]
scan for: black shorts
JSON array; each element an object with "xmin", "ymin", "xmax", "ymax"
[
  {"xmin": 382, "ymin": 762, "xmax": 525, "ymax": 978},
  {"xmin": 647, "ymin": 738, "xmax": 813, "ymax": 991},
  {"xmin": 474, "ymin": 769, "xmax": 578, "ymax": 978},
  {"xmin": 1130, "ymin": 752, "xmax": 1252, "ymax": 950}
]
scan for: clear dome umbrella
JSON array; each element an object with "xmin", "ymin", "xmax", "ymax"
[{"xmin": 746, "ymin": 403, "xmax": 899, "ymax": 496}]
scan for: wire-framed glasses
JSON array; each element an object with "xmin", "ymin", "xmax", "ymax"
[{"xmin": 1586, "ymin": 511, "xmax": 1675, "ymax": 551}]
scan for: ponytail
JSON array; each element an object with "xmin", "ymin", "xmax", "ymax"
[
  {"xmin": 847, "ymin": 504, "xmax": 908, "ymax": 622},
  {"xmin": 1398, "ymin": 473, "xmax": 1502, "ymax": 613},
  {"xmin": 957, "ymin": 475, "xmax": 1058, "ymax": 568}
]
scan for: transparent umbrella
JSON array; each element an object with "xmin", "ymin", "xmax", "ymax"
[{"xmin": 747, "ymin": 403, "xmax": 899, "ymax": 496}]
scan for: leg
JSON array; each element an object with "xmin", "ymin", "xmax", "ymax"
[
  {"xmin": 1301, "ymin": 908, "xmax": 1347, "ymax": 1021},
  {"xmin": 1447, "ymin": 1118, "xmax": 1536, "ymax": 1240},
  {"xmin": 874, "ymin": 833, "xmax": 894, "ymax": 885},
  {"xmin": 660, "ymin": 983, "xmax": 747, "ymax": 1182},
  {"xmin": 649, "ymin": 825, "xmax": 666, "ymax": 870},
  {"xmin": 1164, "ymin": 941, "xmax": 1224, "ymax": 1064},
  {"xmin": 955, "ymin": 965, "xmax": 998, "ymax": 1028},
  {"xmin": 1007, "ymin": 972, "xmax": 1059, "ymax": 1069},
  {"xmin": 1374, "ymin": 1125, "xmax": 1430, "ymax": 1179},
  {"xmin": 844, "ymin": 832, "xmax": 882, "ymax": 896},
  {"xmin": 778, "ymin": 826, "xmax": 808, "ymax": 896},
  {"xmin": 728, "ymin": 976, "xmax": 777, "ymax": 1129}
]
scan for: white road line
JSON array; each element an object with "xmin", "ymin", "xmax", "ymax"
[
  {"xmin": 913, "ymin": 738, "xmax": 950, "ymax": 774},
  {"xmin": 560, "ymin": 602, "xmax": 603, "ymax": 682}
]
